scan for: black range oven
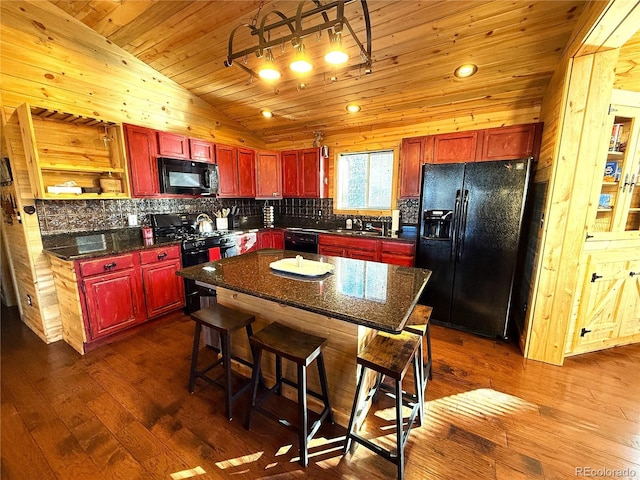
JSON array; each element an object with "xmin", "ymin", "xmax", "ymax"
[{"xmin": 151, "ymin": 213, "xmax": 237, "ymax": 313}]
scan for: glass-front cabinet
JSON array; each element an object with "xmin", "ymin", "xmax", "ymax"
[{"xmin": 588, "ymin": 90, "xmax": 640, "ymax": 240}]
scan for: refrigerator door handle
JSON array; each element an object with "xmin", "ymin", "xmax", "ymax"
[
  {"xmin": 450, "ymin": 189, "xmax": 461, "ymax": 262},
  {"xmin": 457, "ymin": 189, "xmax": 470, "ymax": 261}
]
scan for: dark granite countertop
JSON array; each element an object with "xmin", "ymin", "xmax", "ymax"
[
  {"xmin": 42, "ymin": 229, "xmax": 181, "ymax": 261},
  {"xmin": 177, "ymin": 249, "xmax": 431, "ymax": 333},
  {"xmin": 41, "ymin": 225, "xmax": 418, "ymax": 261}
]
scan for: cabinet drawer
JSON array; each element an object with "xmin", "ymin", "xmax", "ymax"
[
  {"xmin": 139, "ymin": 245, "xmax": 181, "ymax": 264},
  {"xmin": 379, "ymin": 241, "xmax": 415, "ymax": 255},
  {"xmin": 78, "ymin": 254, "xmax": 136, "ymax": 277},
  {"xmin": 319, "ymin": 234, "xmax": 377, "ymax": 251}
]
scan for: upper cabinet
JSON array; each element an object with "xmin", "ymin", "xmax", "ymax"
[
  {"xmin": 189, "ymin": 138, "xmax": 215, "ymax": 163},
  {"xmin": 256, "ymin": 151, "xmax": 282, "ymax": 199},
  {"xmin": 399, "ymin": 137, "xmax": 427, "ymax": 198},
  {"xmin": 216, "ymin": 144, "xmax": 256, "ymax": 198},
  {"xmin": 587, "ymin": 90, "xmax": 640, "ymax": 241},
  {"xmin": 124, "ymin": 124, "xmax": 160, "ymax": 197},
  {"xmin": 157, "ymin": 132, "xmax": 189, "ymax": 159},
  {"xmin": 432, "ymin": 130, "xmax": 482, "ymax": 164},
  {"xmin": 16, "ymin": 104, "xmax": 131, "ymax": 200},
  {"xmin": 281, "ymin": 148, "xmax": 326, "ymax": 198},
  {"xmin": 481, "ymin": 124, "xmax": 539, "ymax": 161},
  {"xmin": 399, "ymin": 123, "xmax": 542, "ymax": 198}
]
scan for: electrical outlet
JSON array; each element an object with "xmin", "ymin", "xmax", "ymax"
[
  {"xmin": 318, "ymin": 210, "xmax": 322, "ymax": 217},
  {"xmin": 128, "ymin": 214, "xmax": 138, "ymax": 226}
]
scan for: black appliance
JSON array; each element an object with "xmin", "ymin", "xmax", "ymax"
[
  {"xmin": 415, "ymin": 158, "xmax": 532, "ymax": 339},
  {"xmin": 150, "ymin": 213, "xmax": 237, "ymax": 313},
  {"xmin": 158, "ymin": 157, "xmax": 219, "ymax": 195},
  {"xmin": 284, "ymin": 231, "xmax": 319, "ymax": 253}
]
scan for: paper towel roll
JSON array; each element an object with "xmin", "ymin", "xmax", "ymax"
[{"xmin": 391, "ymin": 209, "xmax": 400, "ymax": 232}]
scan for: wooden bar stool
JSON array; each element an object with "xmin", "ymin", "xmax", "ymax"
[
  {"xmin": 403, "ymin": 305, "xmax": 433, "ymax": 394},
  {"xmin": 245, "ymin": 322, "xmax": 333, "ymax": 467},
  {"xmin": 188, "ymin": 303, "xmax": 256, "ymax": 420},
  {"xmin": 344, "ymin": 330, "xmax": 423, "ymax": 480}
]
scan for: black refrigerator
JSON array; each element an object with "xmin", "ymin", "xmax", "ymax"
[{"xmin": 415, "ymin": 159, "xmax": 532, "ymax": 338}]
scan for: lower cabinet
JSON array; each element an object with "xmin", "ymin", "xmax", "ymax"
[
  {"xmin": 318, "ymin": 235, "xmax": 415, "ymax": 266},
  {"xmin": 258, "ymin": 229, "xmax": 284, "ymax": 249},
  {"xmin": 568, "ymin": 250, "xmax": 640, "ymax": 355},
  {"xmin": 140, "ymin": 246, "xmax": 185, "ymax": 318},
  {"xmin": 76, "ymin": 245, "xmax": 184, "ymax": 346},
  {"xmin": 81, "ymin": 260, "xmax": 145, "ymax": 339}
]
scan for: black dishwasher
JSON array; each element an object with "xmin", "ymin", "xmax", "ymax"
[{"xmin": 284, "ymin": 231, "xmax": 319, "ymax": 254}]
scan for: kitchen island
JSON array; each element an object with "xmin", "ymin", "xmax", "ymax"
[{"xmin": 177, "ymin": 249, "xmax": 431, "ymax": 426}]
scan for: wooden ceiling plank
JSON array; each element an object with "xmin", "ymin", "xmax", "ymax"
[
  {"xmin": 108, "ymin": 1, "xmax": 195, "ymax": 47},
  {"xmin": 90, "ymin": 1, "xmax": 160, "ymax": 40}
]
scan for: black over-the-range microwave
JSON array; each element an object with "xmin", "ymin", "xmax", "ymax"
[{"xmin": 158, "ymin": 157, "xmax": 219, "ymax": 195}]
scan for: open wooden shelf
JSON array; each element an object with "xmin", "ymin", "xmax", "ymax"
[{"xmin": 16, "ymin": 103, "xmax": 131, "ymax": 200}]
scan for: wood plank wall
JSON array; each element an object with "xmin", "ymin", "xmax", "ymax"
[
  {"xmin": 521, "ymin": 0, "xmax": 639, "ymax": 365},
  {"xmin": 1, "ymin": 111, "xmax": 62, "ymax": 343},
  {"xmin": 0, "ymin": 0, "xmax": 264, "ymax": 148}
]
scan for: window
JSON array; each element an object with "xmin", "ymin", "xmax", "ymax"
[{"xmin": 336, "ymin": 150, "xmax": 394, "ymax": 212}]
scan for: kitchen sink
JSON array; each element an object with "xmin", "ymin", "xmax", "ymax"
[{"xmin": 329, "ymin": 229, "xmax": 382, "ymax": 237}]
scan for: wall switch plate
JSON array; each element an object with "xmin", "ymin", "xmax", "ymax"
[{"xmin": 128, "ymin": 214, "xmax": 138, "ymax": 226}]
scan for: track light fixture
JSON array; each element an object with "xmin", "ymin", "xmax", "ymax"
[{"xmin": 224, "ymin": 0, "xmax": 372, "ymax": 91}]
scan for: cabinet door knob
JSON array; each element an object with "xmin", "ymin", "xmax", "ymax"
[
  {"xmin": 104, "ymin": 262, "xmax": 117, "ymax": 271},
  {"xmin": 591, "ymin": 272, "xmax": 602, "ymax": 282},
  {"xmin": 157, "ymin": 252, "xmax": 167, "ymax": 260},
  {"xmin": 630, "ymin": 271, "xmax": 640, "ymax": 277}
]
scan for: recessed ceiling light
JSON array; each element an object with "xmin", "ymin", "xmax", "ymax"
[
  {"xmin": 346, "ymin": 103, "xmax": 361, "ymax": 113},
  {"xmin": 261, "ymin": 109, "xmax": 273, "ymax": 118},
  {"xmin": 454, "ymin": 64, "xmax": 478, "ymax": 78}
]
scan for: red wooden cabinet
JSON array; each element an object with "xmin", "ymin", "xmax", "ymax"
[
  {"xmin": 237, "ymin": 147, "xmax": 256, "ymax": 198},
  {"xmin": 216, "ymin": 144, "xmax": 238, "ymax": 197},
  {"xmin": 480, "ymin": 124, "xmax": 540, "ymax": 161},
  {"xmin": 399, "ymin": 137, "xmax": 426, "ymax": 198},
  {"xmin": 433, "ymin": 130, "xmax": 483, "ymax": 164},
  {"xmin": 124, "ymin": 124, "xmax": 160, "ymax": 197},
  {"xmin": 78, "ymin": 253, "xmax": 145, "ymax": 341},
  {"xmin": 258, "ymin": 229, "xmax": 284, "ymax": 249},
  {"xmin": 281, "ymin": 148, "xmax": 326, "ymax": 198},
  {"xmin": 217, "ymin": 145, "xmax": 256, "ymax": 198},
  {"xmin": 281, "ymin": 151, "xmax": 299, "ymax": 197},
  {"xmin": 319, "ymin": 234, "xmax": 416, "ymax": 265},
  {"xmin": 158, "ymin": 131, "xmax": 189, "ymax": 159},
  {"xmin": 256, "ymin": 151, "xmax": 282, "ymax": 199},
  {"xmin": 300, "ymin": 148, "xmax": 325, "ymax": 197},
  {"xmin": 189, "ymin": 138, "xmax": 215, "ymax": 163},
  {"xmin": 140, "ymin": 245, "xmax": 184, "ymax": 318},
  {"xmin": 379, "ymin": 240, "xmax": 415, "ymax": 266}
]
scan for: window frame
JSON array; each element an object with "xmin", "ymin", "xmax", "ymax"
[{"xmin": 332, "ymin": 147, "xmax": 399, "ymax": 216}]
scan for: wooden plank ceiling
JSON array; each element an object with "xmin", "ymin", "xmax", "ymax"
[{"xmin": 50, "ymin": 0, "xmax": 591, "ymax": 145}]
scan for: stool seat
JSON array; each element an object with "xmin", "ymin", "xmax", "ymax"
[
  {"xmin": 344, "ymin": 330, "xmax": 423, "ymax": 480},
  {"xmin": 403, "ymin": 305, "xmax": 433, "ymax": 336},
  {"xmin": 246, "ymin": 322, "xmax": 333, "ymax": 468},
  {"xmin": 359, "ymin": 331, "xmax": 421, "ymax": 380},
  {"xmin": 188, "ymin": 303, "xmax": 256, "ymax": 420},
  {"xmin": 191, "ymin": 304, "xmax": 255, "ymax": 332},
  {"xmin": 250, "ymin": 322, "xmax": 327, "ymax": 366}
]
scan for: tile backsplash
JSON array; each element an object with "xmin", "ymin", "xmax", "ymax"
[{"xmin": 36, "ymin": 196, "xmax": 419, "ymax": 235}]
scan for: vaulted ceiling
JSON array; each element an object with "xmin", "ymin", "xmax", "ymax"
[{"xmin": 49, "ymin": 1, "xmax": 621, "ymax": 144}]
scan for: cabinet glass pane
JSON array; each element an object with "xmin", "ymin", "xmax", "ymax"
[{"xmin": 592, "ymin": 103, "xmax": 640, "ymax": 235}]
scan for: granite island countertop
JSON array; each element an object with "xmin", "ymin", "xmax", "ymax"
[{"xmin": 177, "ymin": 249, "xmax": 431, "ymax": 333}]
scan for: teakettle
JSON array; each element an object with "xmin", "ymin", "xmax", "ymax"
[{"xmin": 196, "ymin": 213, "xmax": 214, "ymax": 233}]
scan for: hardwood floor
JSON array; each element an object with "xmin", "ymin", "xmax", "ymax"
[{"xmin": 2, "ymin": 303, "xmax": 639, "ymax": 480}]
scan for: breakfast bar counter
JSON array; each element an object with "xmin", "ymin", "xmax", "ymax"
[{"xmin": 177, "ymin": 249, "xmax": 431, "ymax": 426}]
